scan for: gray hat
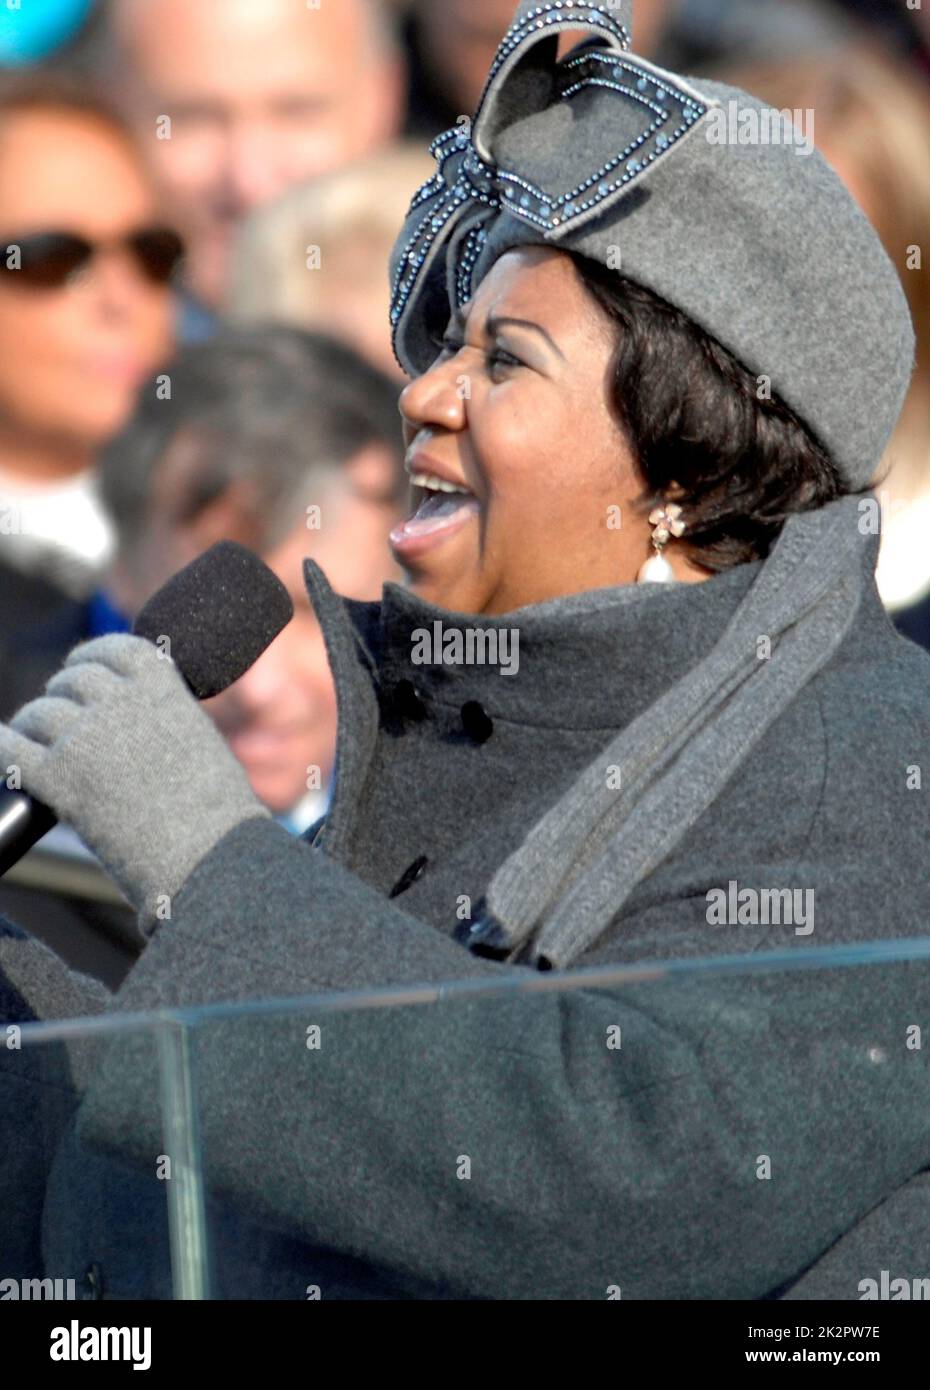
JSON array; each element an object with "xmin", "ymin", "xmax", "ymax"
[{"xmin": 389, "ymin": 0, "xmax": 914, "ymax": 490}]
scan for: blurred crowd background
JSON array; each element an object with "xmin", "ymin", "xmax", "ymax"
[{"xmin": 0, "ymin": 0, "xmax": 928, "ymax": 980}]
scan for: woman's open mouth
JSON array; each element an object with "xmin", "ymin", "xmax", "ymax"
[{"xmin": 389, "ymin": 470, "xmax": 480, "ymax": 558}]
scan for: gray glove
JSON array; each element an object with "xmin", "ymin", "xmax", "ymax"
[{"xmin": 0, "ymin": 634, "xmax": 270, "ymax": 928}]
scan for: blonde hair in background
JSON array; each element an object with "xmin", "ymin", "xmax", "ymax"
[{"xmin": 227, "ymin": 141, "xmax": 435, "ymax": 381}]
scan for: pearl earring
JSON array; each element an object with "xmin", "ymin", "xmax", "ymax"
[{"xmin": 636, "ymin": 501, "xmax": 686, "ymax": 583}]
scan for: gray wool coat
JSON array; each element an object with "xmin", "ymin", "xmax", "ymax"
[{"xmin": 3, "ymin": 539, "xmax": 930, "ymax": 1300}]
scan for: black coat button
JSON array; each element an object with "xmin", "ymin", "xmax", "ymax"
[
  {"xmin": 393, "ymin": 678, "xmax": 427, "ymax": 721},
  {"xmin": 389, "ymin": 855, "xmax": 429, "ymax": 897},
  {"xmin": 461, "ymin": 700, "xmax": 493, "ymax": 744}
]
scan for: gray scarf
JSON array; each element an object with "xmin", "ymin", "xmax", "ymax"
[{"xmin": 469, "ymin": 494, "xmax": 874, "ymax": 968}]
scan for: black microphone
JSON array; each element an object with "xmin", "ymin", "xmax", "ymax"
[{"xmin": 0, "ymin": 542, "xmax": 294, "ymax": 878}]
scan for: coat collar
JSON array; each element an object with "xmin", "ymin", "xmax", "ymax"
[
  {"xmin": 303, "ymin": 557, "xmax": 766, "ymax": 856},
  {"xmin": 368, "ymin": 563, "xmax": 766, "ymax": 729}
]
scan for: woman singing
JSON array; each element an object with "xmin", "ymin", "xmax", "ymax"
[{"xmin": 2, "ymin": 0, "xmax": 929, "ymax": 1300}]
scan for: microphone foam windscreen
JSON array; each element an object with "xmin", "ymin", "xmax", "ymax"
[{"xmin": 132, "ymin": 541, "xmax": 295, "ymax": 699}]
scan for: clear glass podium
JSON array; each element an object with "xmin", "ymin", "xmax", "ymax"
[{"xmin": 7, "ymin": 936, "xmax": 930, "ymax": 1300}]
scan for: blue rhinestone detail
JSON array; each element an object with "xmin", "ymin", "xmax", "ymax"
[
  {"xmin": 470, "ymin": 1, "xmax": 631, "ymax": 143},
  {"xmin": 462, "ymin": 55, "xmax": 709, "ymax": 234},
  {"xmin": 455, "ymin": 222, "xmax": 490, "ymax": 305},
  {"xmin": 389, "ymin": 4, "xmax": 714, "ymax": 369},
  {"xmin": 389, "ymin": 123, "xmax": 500, "ymax": 335}
]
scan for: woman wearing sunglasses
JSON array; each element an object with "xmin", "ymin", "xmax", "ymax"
[
  {"xmin": 0, "ymin": 73, "xmax": 182, "ymax": 716},
  {"xmin": 2, "ymin": 1, "xmax": 930, "ymax": 1303}
]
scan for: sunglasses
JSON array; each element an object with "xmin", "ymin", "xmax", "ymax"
[{"xmin": 0, "ymin": 226, "xmax": 185, "ymax": 289}]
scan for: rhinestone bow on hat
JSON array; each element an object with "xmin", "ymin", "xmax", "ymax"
[{"xmin": 389, "ymin": 0, "xmax": 716, "ymax": 377}]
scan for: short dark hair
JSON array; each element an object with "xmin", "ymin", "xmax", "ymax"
[
  {"xmin": 99, "ymin": 324, "xmax": 405, "ymax": 556},
  {"xmin": 569, "ymin": 252, "xmax": 866, "ymax": 571}
]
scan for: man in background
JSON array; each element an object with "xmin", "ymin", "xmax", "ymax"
[
  {"xmin": 95, "ymin": 0, "xmax": 405, "ymax": 324},
  {"xmin": 0, "ymin": 326, "xmax": 405, "ymax": 984},
  {"xmin": 99, "ymin": 325, "xmax": 406, "ymax": 833}
]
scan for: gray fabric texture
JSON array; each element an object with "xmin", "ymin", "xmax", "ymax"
[
  {"xmin": 0, "ymin": 503, "xmax": 880, "ymax": 975},
  {"xmin": 389, "ymin": 0, "xmax": 915, "ymax": 493},
  {"xmin": 1, "ymin": 535, "xmax": 927, "ymax": 1298},
  {"xmin": 478, "ymin": 494, "xmax": 871, "ymax": 967},
  {"xmin": 779, "ymin": 1174, "xmax": 930, "ymax": 1301},
  {"xmin": 0, "ymin": 633, "xmax": 270, "ymax": 925},
  {"xmin": 0, "ymin": 919, "xmax": 102, "ymax": 1279}
]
